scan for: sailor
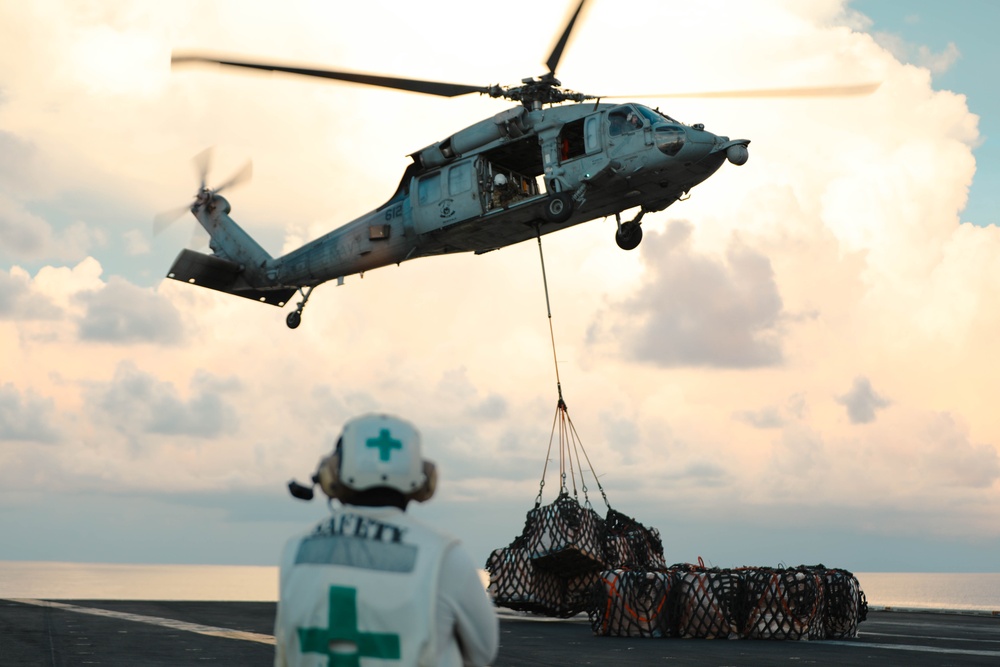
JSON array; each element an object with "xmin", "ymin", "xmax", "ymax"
[
  {"xmin": 274, "ymin": 414, "xmax": 499, "ymax": 667},
  {"xmin": 492, "ymin": 172, "xmax": 513, "ymax": 208}
]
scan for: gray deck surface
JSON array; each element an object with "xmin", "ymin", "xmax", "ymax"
[{"xmin": 2, "ymin": 599, "xmax": 998, "ymax": 666}]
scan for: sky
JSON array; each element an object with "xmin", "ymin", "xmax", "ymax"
[{"xmin": 1, "ymin": 0, "xmax": 998, "ymax": 574}]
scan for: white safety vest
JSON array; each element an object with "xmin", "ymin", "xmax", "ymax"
[{"xmin": 275, "ymin": 506, "xmax": 457, "ymax": 667}]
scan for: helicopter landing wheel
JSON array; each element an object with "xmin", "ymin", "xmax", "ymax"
[
  {"xmin": 543, "ymin": 193, "xmax": 573, "ymax": 223},
  {"xmin": 615, "ymin": 221, "xmax": 643, "ymax": 250},
  {"xmin": 286, "ymin": 285, "xmax": 315, "ymax": 329}
]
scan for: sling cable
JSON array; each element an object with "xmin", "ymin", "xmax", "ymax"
[{"xmin": 533, "ymin": 228, "xmax": 608, "ymax": 514}]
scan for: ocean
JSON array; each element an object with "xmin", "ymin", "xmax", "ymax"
[{"xmin": 1, "ymin": 561, "xmax": 998, "ymax": 613}]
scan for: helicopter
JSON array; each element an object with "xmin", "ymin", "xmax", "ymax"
[{"xmin": 163, "ymin": 0, "xmax": 876, "ymax": 329}]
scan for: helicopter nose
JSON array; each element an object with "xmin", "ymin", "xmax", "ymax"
[{"xmin": 666, "ymin": 124, "xmax": 718, "ymax": 163}]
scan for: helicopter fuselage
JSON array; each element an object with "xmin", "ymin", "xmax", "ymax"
[
  {"xmin": 168, "ymin": 101, "xmax": 749, "ymax": 327},
  {"xmin": 274, "ymin": 102, "xmax": 747, "ymax": 280}
]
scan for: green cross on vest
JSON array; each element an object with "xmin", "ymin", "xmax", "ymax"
[
  {"xmin": 367, "ymin": 428, "xmax": 402, "ymax": 462},
  {"xmin": 298, "ymin": 585, "xmax": 401, "ymax": 667}
]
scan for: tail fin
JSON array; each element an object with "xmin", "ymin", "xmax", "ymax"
[{"xmin": 165, "ymin": 192, "xmax": 295, "ymax": 307}]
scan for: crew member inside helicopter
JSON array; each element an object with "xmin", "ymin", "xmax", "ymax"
[
  {"xmin": 491, "ymin": 172, "xmax": 516, "ymax": 208},
  {"xmin": 609, "ymin": 108, "xmax": 644, "ymax": 136}
]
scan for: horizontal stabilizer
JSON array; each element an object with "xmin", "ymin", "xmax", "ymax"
[{"xmin": 166, "ymin": 248, "xmax": 296, "ymax": 307}]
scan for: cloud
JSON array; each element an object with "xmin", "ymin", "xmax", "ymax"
[
  {"xmin": 917, "ymin": 42, "xmax": 961, "ymax": 74},
  {"xmin": 589, "ymin": 221, "xmax": 785, "ymax": 368},
  {"xmin": 0, "ymin": 195, "xmax": 52, "ymax": 260},
  {"xmin": 662, "ymin": 461, "xmax": 729, "ymax": 486},
  {"xmin": 918, "ymin": 412, "xmax": 999, "ymax": 489},
  {"xmin": 466, "ymin": 394, "xmax": 508, "ymax": 421},
  {"xmin": 0, "ymin": 131, "xmax": 108, "ymax": 264},
  {"xmin": 433, "ymin": 368, "xmax": 509, "ymax": 421},
  {"xmin": 0, "ymin": 267, "xmax": 62, "ymax": 320},
  {"xmin": 85, "ymin": 361, "xmax": 239, "ymax": 441},
  {"xmin": 123, "ymin": 229, "xmax": 151, "ymax": 256},
  {"xmin": 837, "ymin": 376, "xmax": 891, "ymax": 424},
  {"xmin": 0, "ymin": 384, "xmax": 61, "ymax": 443},
  {"xmin": 75, "ymin": 277, "xmax": 185, "ymax": 344},
  {"xmin": 0, "ymin": 195, "xmax": 107, "ymax": 264},
  {"xmin": 873, "ymin": 32, "xmax": 961, "ymax": 75},
  {"xmin": 0, "ymin": 130, "xmax": 44, "ymax": 196},
  {"xmin": 733, "ymin": 406, "xmax": 786, "ymax": 429}
]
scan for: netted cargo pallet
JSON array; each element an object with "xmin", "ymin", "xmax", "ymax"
[
  {"xmin": 565, "ymin": 570, "xmax": 601, "ymax": 617},
  {"xmin": 525, "ymin": 493, "xmax": 607, "ymax": 575},
  {"xmin": 742, "ymin": 567, "xmax": 825, "ymax": 640},
  {"xmin": 603, "ymin": 509, "xmax": 666, "ymax": 571},
  {"xmin": 589, "ymin": 570, "xmax": 673, "ymax": 637},
  {"xmin": 670, "ymin": 565, "xmax": 744, "ymax": 639},
  {"xmin": 486, "ymin": 546, "xmax": 566, "ymax": 615},
  {"xmin": 822, "ymin": 568, "xmax": 867, "ymax": 639},
  {"xmin": 588, "ymin": 564, "xmax": 868, "ymax": 640},
  {"xmin": 485, "ymin": 553, "xmax": 601, "ymax": 617}
]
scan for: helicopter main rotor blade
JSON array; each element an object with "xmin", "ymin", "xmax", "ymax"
[
  {"xmin": 193, "ymin": 146, "xmax": 212, "ymax": 191},
  {"xmin": 545, "ymin": 0, "xmax": 588, "ymax": 77},
  {"xmin": 172, "ymin": 53, "xmax": 492, "ymax": 98},
  {"xmin": 613, "ymin": 82, "xmax": 881, "ymax": 99},
  {"xmin": 213, "ymin": 160, "xmax": 253, "ymax": 195}
]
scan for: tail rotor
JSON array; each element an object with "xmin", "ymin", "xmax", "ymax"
[{"xmin": 153, "ymin": 147, "xmax": 252, "ymax": 239}]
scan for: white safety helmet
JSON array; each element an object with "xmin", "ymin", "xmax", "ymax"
[
  {"xmin": 493, "ymin": 173, "xmax": 508, "ymax": 187},
  {"xmin": 317, "ymin": 414, "xmax": 436, "ymax": 503}
]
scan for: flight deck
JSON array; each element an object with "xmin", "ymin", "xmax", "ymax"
[{"xmin": 2, "ymin": 599, "xmax": 998, "ymax": 666}]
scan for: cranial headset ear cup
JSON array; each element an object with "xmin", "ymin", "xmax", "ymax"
[
  {"xmin": 317, "ymin": 453, "xmax": 353, "ymax": 502},
  {"xmin": 410, "ymin": 460, "xmax": 437, "ymax": 503}
]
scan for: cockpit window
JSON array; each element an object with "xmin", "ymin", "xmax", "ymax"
[
  {"xmin": 608, "ymin": 106, "xmax": 644, "ymax": 136},
  {"xmin": 635, "ymin": 104, "xmax": 681, "ymax": 125},
  {"xmin": 636, "ymin": 105, "xmax": 662, "ymax": 125}
]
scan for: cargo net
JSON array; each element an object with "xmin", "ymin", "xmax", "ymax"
[
  {"xmin": 588, "ymin": 562, "xmax": 868, "ymax": 640},
  {"xmin": 486, "ymin": 399, "xmax": 666, "ymax": 617}
]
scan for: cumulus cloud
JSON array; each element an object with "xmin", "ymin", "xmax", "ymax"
[
  {"xmin": 0, "ymin": 195, "xmax": 52, "ymax": 260},
  {"xmin": 0, "ymin": 384, "xmax": 61, "ymax": 443},
  {"xmin": 918, "ymin": 412, "xmax": 999, "ymax": 489},
  {"xmin": 75, "ymin": 277, "xmax": 184, "ymax": 344},
  {"xmin": 0, "ymin": 131, "xmax": 106, "ymax": 263},
  {"xmin": 0, "ymin": 196, "xmax": 106, "ymax": 264},
  {"xmin": 85, "ymin": 361, "xmax": 239, "ymax": 442},
  {"xmin": 0, "ymin": 267, "xmax": 61, "ymax": 320},
  {"xmin": 837, "ymin": 376, "xmax": 891, "ymax": 424},
  {"xmin": 872, "ymin": 32, "xmax": 961, "ymax": 75},
  {"xmin": 590, "ymin": 221, "xmax": 784, "ymax": 368}
]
